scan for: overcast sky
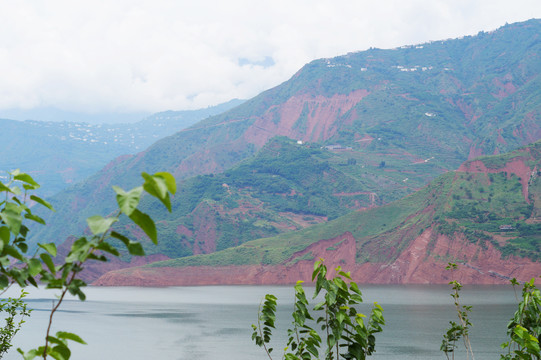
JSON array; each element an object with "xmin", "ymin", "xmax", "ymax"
[{"xmin": 0, "ymin": 0, "xmax": 540, "ymax": 118}]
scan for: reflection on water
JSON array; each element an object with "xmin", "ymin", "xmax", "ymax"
[{"xmin": 3, "ymin": 285, "xmax": 517, "ymax": 360}]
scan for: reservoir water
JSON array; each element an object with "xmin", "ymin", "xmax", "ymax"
[{"xmin": 3, "ymin": 284, "xmax": 519, "ymax": 359}]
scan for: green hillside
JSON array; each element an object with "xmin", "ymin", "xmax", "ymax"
[
  {"xmin": 31, "ymin": 20, "xmax": 541, "ymax": 258},
  {"xmin": 125, "ymin": 136, "xmax": 436, "ymax": 258},
  {"xmin": 149, "ymin": 141, "xmax": 541, "ymax": 268}
]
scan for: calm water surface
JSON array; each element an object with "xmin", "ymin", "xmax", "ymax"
[{"xmin": 3, "ymin": 285, "xmax": 517, "ymax": 359}]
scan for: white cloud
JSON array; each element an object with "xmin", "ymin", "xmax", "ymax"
[{"xmin": 0, "ymin": 0, "xmax": 540, "ymax": 115}]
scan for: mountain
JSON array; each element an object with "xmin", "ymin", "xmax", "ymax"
[
  {"xmin": 110, "ymin": 136, "xmax": 423, "ymax": 259},
  {"xmin": 95, "ymin": 141, "xmax": 541, "ymax": 285},
  {"xmin": 33, "ymin": 20, "xmax": 541, "ymax": 263},
  {"xmin": 0, "ymin": 107, "xmax": 150, "ymax": 124},
  {"xmin": 1, "ymin": 99, "xmax": 243, "ymax": 196}
]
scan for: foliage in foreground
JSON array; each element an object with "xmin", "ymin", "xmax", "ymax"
[
  {"xmin": 253, "ymin": 260, "xmax": 541, "ymax": 360},
  {"xmin": 501, "ymin": 278, "xmax": 541, "ymax": 360},
  {"xmin": 441, "ymin": 263, "xmax": 541, "ymax": 360},
  {"xmin": 252, "ymin": 260, "xmax": 385, "ymax": 360},
  {"xmin": 0, "ymin": 169, "xmax": 176, "ymax": 359},
  {"xmin": 440, "ymin": 264, "xmax": 474, "ymax": 360},
  {"xmin": 0, "ymin": 290, "xmax": 31, "ymax": 359}
]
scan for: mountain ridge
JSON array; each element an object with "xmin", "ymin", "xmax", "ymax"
[
  {"xmin": 31, "ymin": 19, "xmax": 541, "ymax": 271},
  {"xmin": 1, "ymin": 99, "xmax": 244, "ymax": 196},
  {"xmin": 94, "ymin": 141, "xmax": 541, "ymax": 285}
]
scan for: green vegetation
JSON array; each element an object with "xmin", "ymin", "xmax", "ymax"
[
  {"xmin": 253, "ymin": 261, "xmax": 541, "ymax": 360},
  {"xmin": 440, "ymin": 264, "xmax": 541, "ymax": 360},
  {"xmin": 129, "ymin": 135, "xmax": 434, "ymax": 259},
  {"xmin": 0, "ymin": 290, "xmax": 31, "ymax": 359},
  {"xmin": 149, "ymin": 141, "xmax": 540, "ymax": 269},
  {"xmin": 252, "ymin": 260, "xmax": 385, "ymax": 360},
  {"xmin": 431, "ymin": 143, "xmax": 541, "ymax": 261},
  {"xmin": 149, "ymin": 168, "xmax": 445, "ymax": 268},
  {"xmin": 30, "ymin": 20, "xmax": 541, "ymax": 264},
  {"xmin": 441, "ymin": 264, "xmax": 474, "ymax": 360},
  {"xmin": 501, "ymin": 278, "xmax": 541, "ymax": 359},
  {"xmin": 0, "ymin": 169, "xmax": 175, "ymax": 359}
]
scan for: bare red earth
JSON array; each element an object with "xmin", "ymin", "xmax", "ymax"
[
  {"xmin": 242, "ymin": 89, "xmax": 369, "ymax": 146},
  {"xmin": 93, "ymin": 228, "xmax": 541, "ymax": 286}
]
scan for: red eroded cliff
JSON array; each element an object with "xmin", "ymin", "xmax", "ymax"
[
  {"xmin": 243, "ymin": 89, "xmax": 369, "ymax": 146},
  {"xmin": 93, "ymin": 228, "xmax": 541, "ymax": 286}
]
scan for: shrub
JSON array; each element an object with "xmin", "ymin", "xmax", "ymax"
[
  {"xmin": 0, "ymin": 169, "xmax": 175, "ymax": 359},
  {"xmin": 252, "ymin": 260, "xmax": 385, "ymax": 360}
]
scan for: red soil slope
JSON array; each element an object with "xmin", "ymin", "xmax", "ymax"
[{"xmin": 93, "ymin": 228, "xmax": 541, "ymax": 286}]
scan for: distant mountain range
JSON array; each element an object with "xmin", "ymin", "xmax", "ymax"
[
  {"xmin": 29, "ymin": 19, "xmax": 541, "ymax": 283},
  {"xmin": 1, "ymin": 99, "xmax": 243, "ymax": 196},
  {"xmin": 0, "ymin": 107, "xmax": 151, "ymax": 124}
]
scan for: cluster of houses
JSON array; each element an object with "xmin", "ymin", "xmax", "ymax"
[
  {"xmin": 324, "ymin": 144, "xmax": 353, "ymax": 151},
  {"xmin": 499, "ymin": 224, "xmax": 515, "ymax": 231},
  {"xmin": 392, "ymin": 65, "xmax": 435, "ymax": 72}
]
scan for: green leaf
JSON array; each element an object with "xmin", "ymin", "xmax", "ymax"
[
  {"xmin": 0, "ymin": 226, "xmax": 9, "ymax": 246},
  {"xmin": 86, "ymin": 215, "xmax": 118, "ymax": 235},
  {"xmin": 142, "ymin": 172, "xmax": 168, "ymax": 198},
  {"xmin": 0, "ymin": 182, "xmax": 11, "ymax": 193},
  {"xmin": 0, "ymin": 210, "xmax": 22, "ymax": 235},
  {"xmin": 51, "ymin": 344, "xmax": 70, "ymax": 360},
  {"xmin": 27, "ymin": 258, "xmax": 42, "ymax": 276},
  {"xmin": 56, "ymin": 331, "xmax": 87, "ymax": 344},
  {"xmin": 0, "ymin": 275, "xmax": 9, "ymax": 289},
  {"xmin": 30, "ymin": 195, "xmax": 54, "ymax": 211},
  {"xmin": 110, "ymin": 231, "xmax": 130, "ymax": 246},
  {"xmin": 127, "ymin": 242, "xmax": 145, "ymax": 256},
  {"xmin": 333, "ymin": 277, "xmax": 348, "ymax": 291},
  {"xmin": 39, "ymin": 242, "xmax": 58, "ymax": 257},
  {"xmin": 40, "ymin": 253, "xmax": 56, "ymax": 274},
  {"xmin": 66, "ymin": 279, "xmax": 87, "ymax": 301},
  {"xmin": 25, "ymin": 212, "xmax": 46, "ymax": 225},
  {"xmin": 17, "ymin": 348, "xmax": 42, "ymax": 360},
  {"xmin": 350, "ymin": 282, "xmax": 362, "ymax": 296},
  {"xmin": 23, "ymin": 183, "xmax": 39, "ymax": 191},
  {"xmin": 87, "ymin": 253, "xmax": 107, "ymax": 262},
  {"xmin": 14, "ymin": 173, "xmax": 39, "ymax": 187},
  {"xmin": 129, "ymin": 209, "xmax": 157, "ymax": 244},
  {"xmin": 16, "ymin": 241, "xmax": 28, "ymax": 253},
  {"xmin": 336, "ymin": 310, "xmax": 346, "ymax": 324},
  {"xmin": 4, "ymin": 245, "xmax": 23, "ymax": 261},
  {"xmin": 113, "ymin": 186, "xmax": 143, "ymax": 216},
  {"xmin": 95, "ymin": 241, "xmax": 120, "ymax": 256},
  {"xmin": 154, "ymin": 172, "xmax": 177, "ymax": 194},
  {"xmin": 142, "ymin": 173, "xmax": 172, "ymax": 212}
]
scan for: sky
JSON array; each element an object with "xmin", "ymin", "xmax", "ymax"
[{"xmin": 0, "ymin": 0, "xmax": 540, "ymax": 121}]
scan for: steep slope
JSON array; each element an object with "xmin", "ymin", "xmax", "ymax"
[
  {"xmin": 34, "ymin": 20, "xmax": 541, "ymax": 256},
  {"xmin": 95, "ymin": 141, "xmax": 541, "ymax": 285},
  {"xmin": 115, "ymin": 136, "xmax": 423, "ymax": 259}
]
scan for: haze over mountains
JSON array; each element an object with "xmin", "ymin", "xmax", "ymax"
[
  {"xmin": 1, "ymin": 99, "xmax": 243, "ymax": 196},
  {"xmin": 25, "ymin": 19, "xmax": 541, "ymax": 284}
]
